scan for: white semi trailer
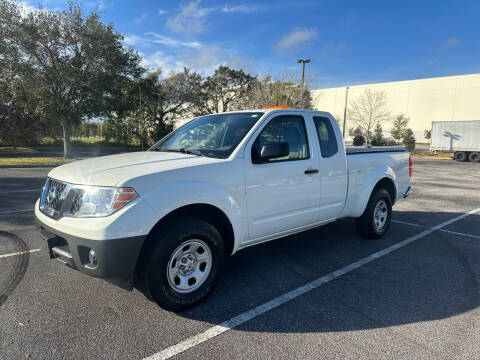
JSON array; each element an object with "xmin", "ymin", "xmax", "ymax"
[{"xmin": 430, "ymin": 120, "xmax": 480, "ymax": 162}]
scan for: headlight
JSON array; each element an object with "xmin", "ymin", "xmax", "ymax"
[{"xmin": 67, "ymin": 186, "xmax": 138, "ymax": 217}]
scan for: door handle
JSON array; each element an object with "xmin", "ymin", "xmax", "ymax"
[{"xmin": 304, "ymin": 169, "xmax": 319, "ymax": 175}]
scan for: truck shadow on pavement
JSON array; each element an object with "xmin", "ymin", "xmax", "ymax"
[{"xmin": 171, "ymin": 211, "xmax": 480, "ymax": 333}]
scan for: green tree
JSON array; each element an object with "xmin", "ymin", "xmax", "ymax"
[
  {"xmin": 138, "ymin": 68, "xmax": 203, "ymax": 144},
  {"xmin": 390, "ymin": 114, "xmax": 410, "ymax": 145},
  {"xmin": 353, "ymin": 135, "xmax": 365, "ymax": 146},
  {"xmin": 424, "ymin": 129, "xmax": 431, "ymax": 141},
  {"xmin": 403, "ymin": 128, "xmax": 416, "ymax": 151},
  {"xmin": 200, "ymin": 66, "xmax": 256, "ymax": 114},
  {"xmin": 370, "ymin": 123, "xmax": 385, "ymax": 146},
  {"xmin": 244, "ymin": 75, "xmax": 312, "ymax": 109},
  {"xmin": 348, "ymin": 89, "xmax": 389, "ymax": 146},
  {"xmin": 0, "ymin": 0, "xmax": 142, "ymax": 157}
]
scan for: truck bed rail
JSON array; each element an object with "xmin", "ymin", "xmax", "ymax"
[{"xmin": 346, "ymin": 146, "xmax": 407, "ymax": 155}]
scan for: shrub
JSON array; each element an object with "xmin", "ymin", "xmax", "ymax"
[
  {"xmin": 353, "ymin": 135, "xmax": 365, "ymax": 146},
  {"xmin": 403, "ymin": 128, "xmax": 416, "ymax": 151}
]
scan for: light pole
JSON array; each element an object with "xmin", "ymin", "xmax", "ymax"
[
  {"xmin": 297, "ymin": 59, "xmax": 310, "ymax": 87},
  {"xmin": 297, "ymin": 59, "xmax": 310, "ymax": 108},
  {"xmin": 342, "ymin": 86, "xmax": 350, "ymax": 137}
]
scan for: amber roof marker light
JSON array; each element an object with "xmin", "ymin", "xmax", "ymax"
[{"xmin": 263, "ymin": 105, "xmax": 291, "ymax": 109}]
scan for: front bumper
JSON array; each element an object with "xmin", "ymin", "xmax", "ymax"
[{"xmin": 35, "ymin": 215, "xmax": 146, "ymax": 289}]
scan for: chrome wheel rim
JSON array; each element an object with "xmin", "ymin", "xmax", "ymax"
[
  {"xmin": 374, "ymin": 199, "xmax": 388, "ymax": 231},
  {"xmin": 167, "ymin": 239, "xmax": 212, "ymax": 294}
]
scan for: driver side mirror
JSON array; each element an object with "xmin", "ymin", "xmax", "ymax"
[{"xmin": 253, "ymin": 141, "xmax": 290, "ymax": 164}]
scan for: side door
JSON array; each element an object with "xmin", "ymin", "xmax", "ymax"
[
  {"xmin": 312, "ymin": 115, "xmax": 348, "ymax": 220},
  {"xmin": 244, "ymin": 114, "xmax": 321, "ymax": 242}
]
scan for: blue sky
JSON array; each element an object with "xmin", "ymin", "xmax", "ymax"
[{"xmin": 24, "ymin": 0, "xmax": 480, "ymax": 88}]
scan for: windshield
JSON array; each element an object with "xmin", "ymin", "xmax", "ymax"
[{"xmin": 149, "ymin": 112, "xmax": 264, "ymax": 158}]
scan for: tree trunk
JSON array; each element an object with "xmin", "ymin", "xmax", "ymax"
[{"xmin": 62, "ymin": 119, "xmax": 73, "ymax": 159}]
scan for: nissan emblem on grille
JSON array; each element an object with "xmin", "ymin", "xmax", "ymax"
[
  {"xmin": 47, "ymin": 185, "xmax": 58, "ymax": 203},
  {"xmin": 40, "ymin": 178, "xmax": 72, "ymax": 219}
]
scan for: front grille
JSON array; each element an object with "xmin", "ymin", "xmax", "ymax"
[
  {"xmin": 70, "ymin": 189, "xmax": 85, "ymax": 216},
  {"xmin": 40, "ymin": 178, "xmax": 73, "ymax": 219}
]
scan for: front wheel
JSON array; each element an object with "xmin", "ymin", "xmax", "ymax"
[
  {"xmin": 140, "ymin": 217, "xmax": 225, "ymax": 311},
  {"xmin": 355, "ymin": 188, "xmax": 392, "ymax": 239}
]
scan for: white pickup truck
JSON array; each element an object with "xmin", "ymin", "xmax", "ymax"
[{"xmin": 35, "ymin": 108, "xmax": 412, "ymax": 310}]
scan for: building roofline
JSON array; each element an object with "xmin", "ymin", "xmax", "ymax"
[{"xmin": 312, "ymin": 72, "xmax": 480, "ymax": 92}]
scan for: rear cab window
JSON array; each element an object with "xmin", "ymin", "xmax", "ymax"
[{"xmin": 313, "ymin": 116, "xmax": 338, "ymax": 158}]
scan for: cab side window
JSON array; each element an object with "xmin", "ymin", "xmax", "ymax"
[
  {"xmin": 252, "ymin": 115, "xmax": 309, "ymax": 162},
  {"xmin": 313, "ymin": 116, "xmax": 338, "ymax": 158}
]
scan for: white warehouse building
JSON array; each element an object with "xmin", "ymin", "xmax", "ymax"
[{"xmin": 311, "ymin": 73, "xmax": 480, "ymax": 142}]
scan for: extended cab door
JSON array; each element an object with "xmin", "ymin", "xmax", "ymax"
[
  {"xmin": 243, "ymin": 113, "xmax": 321, "ymax": 241},
  {"xmin": 311, "ymin": 115, "xmax": 348, "ymax": 220}
]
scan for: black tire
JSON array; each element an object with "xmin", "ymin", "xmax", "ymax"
[
  {"xmin": 355, "ymin": 188, "xmax": 392, "ymax": 239},
  {"xmin": 454, "ymin": 152, "xmax": 468, "ymax": 162},
  {"xmin": 140, "ymin": 217, "xmax": 225, "ymax": 311},
  {"xmin": 468, "ymin": 152, "xmax": 480, "ymax": 163}
]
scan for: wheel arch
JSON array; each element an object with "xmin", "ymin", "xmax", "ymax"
[
  {"xmin": 353, "ymin": 175, "xmax": 396, "ymax": 218},
  {"xmin": 344, "ymin": 165, "xmax": 398, "ymax": 218},
  {"xmin": 373, "ymin": 177, "xmax": 396, "ymax": 205},
  {"xmin": 135, "ymin": 203, "xmax": 236, "ymax": 278},
  {"xmin": 152, "ymin": 203, "xmax": 235, "ymax": 255}
]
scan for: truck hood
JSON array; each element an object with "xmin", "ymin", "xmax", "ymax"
[{"xmin": 48, "ymin": 151, "xmax": 222, "ymax": 187}]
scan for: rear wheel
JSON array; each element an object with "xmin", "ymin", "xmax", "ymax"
[
  {"xmin": 468, "ymin": 152, "xmax": 480, "ymax": 163},
  {"xmin": 139, "ymin": 217, "xmax": 225, "ymax": 311},
  {"xmin": 454, "ymin": 152, "xmax": 468, "ymax": 162},
  {"xmin": 355, "ymin": 188, "xmax": 392, "ymax": 239}
]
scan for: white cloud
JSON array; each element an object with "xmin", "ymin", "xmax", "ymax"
[
  {"xmin": 221, "ymin": 5, "xmax": 262, "ymax": 13},
  {"xmin": 166, "ymin": 1, "xmax": 265, "ymax": 35},
  {"xmin": 166, "ymin": 0, "xmax": 212, "ymax": 35},
  {"xmin": 123, "ymin": 34, "xmax": 146, "ymax": 46},
  {"xmin": 85, "ymin": 0, "xmax": 110, "ymax": 11},
  {"xmin": 182, "ymin": 46, "xmax": 225, "ymax": 74},
  {"xmin": 140, "ymin": 51, "xmax": 184, "ymax": 74},
  {"xmin": 139, "ymin": 45, "xmax": 241, "ymax": 76},
  {"xmin": 158, "ymin": 8, "xmax": 168, "ymax": 15},
  {"xmin": 134, "ymin": 12, "xmax": 149, "ymax": 25},
  {"xmin": 226, "ymin": 55, "xmax": 259, "ymax": 74},
  {"xmin": 124, "ymin": 32, "xmax": 202, "ymax": 49},
  {"xmin": 442, "ymin": 37, "xmax": 459, "ymax": 50},
  {"xmin": 18, "ymin": 1, "xmax": 38, "ymax": 15},
  {"xmin": 147, "ymin": 32, "xmax": 202, "ymax": 49},
  {"xmin": 274, "ymin": 28, "xmax": 318, "ymax": 52}
]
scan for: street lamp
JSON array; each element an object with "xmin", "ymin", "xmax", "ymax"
[
  {"xmin": 297, "ymin": 59, "xmax": 311, "ymax": 87},
  {"xmin": 342, "ymin": 86, "xmax": 350, "ymax": 137}
]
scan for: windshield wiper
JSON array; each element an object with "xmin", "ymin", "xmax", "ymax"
[{"xmin": 161, "ymin": 148, "xmax": 205, "ymax": 157}]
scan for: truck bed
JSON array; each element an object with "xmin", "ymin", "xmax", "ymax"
[{"xmin": 340, "ymin": 146, "xmax": 411, "ymax": 218}]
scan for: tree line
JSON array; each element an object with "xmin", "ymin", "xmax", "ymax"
[{"xmin": 0, "ymin": 0, "xmax": 311, "ymax": 157}]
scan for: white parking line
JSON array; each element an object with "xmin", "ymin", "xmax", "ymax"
[
  {"xmin": 0, "ymin": 209, "xmax": 34, "ymax": 215},
  {"xmin": 440, "ymin": 229, "xmax": 480, "ymax": 240},
  {"xmin": 392, "ymin": 219, "xmax": 428, "ymax": 228},
  {"xmin": 0, "ymin": 248, "xmax": 41, "ymax": 259},
  {"xmin": 145, "ymin": 207, "xmax": 480, "ymax": 360},
  {"xmin": 392, "ymin": 219, "xmax": 480, "ymax": 239}
]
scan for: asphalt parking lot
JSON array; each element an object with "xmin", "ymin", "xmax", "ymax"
[{"xmin": 1, "ymin": 158, "xmax": 479, "ymax": 359}]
